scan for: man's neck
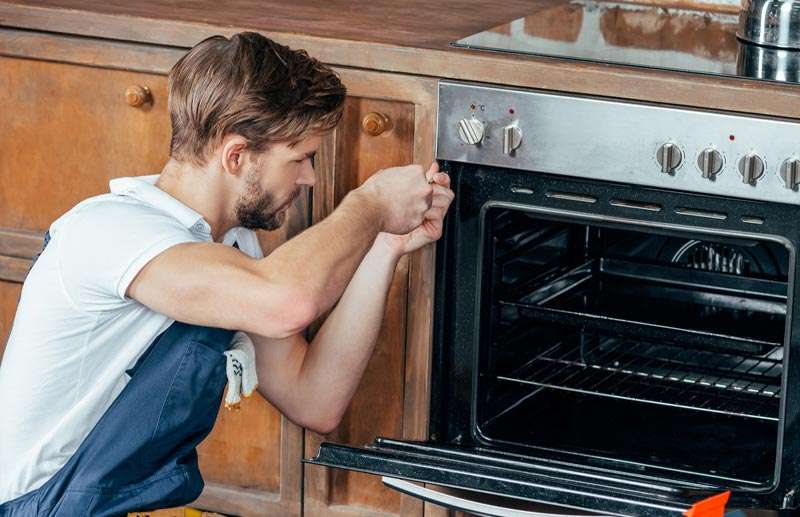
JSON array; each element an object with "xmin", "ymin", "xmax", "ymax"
[{"xmin": 155, "ymin": 158, "xmax": 237, "ymax": 242}]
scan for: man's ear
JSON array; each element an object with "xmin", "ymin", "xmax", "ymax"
[{"xmin": 219, "ymin": 134, "xmax": 249, "ymax": 176}]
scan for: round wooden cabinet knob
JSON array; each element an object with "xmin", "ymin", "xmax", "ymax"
[
  {"xmin": 125, "ymin": 85, "xmax": 152, "ymax": 108},
  {"xmin": 361, "ymin": 112, "xmax": 391, "ymax": 136}
]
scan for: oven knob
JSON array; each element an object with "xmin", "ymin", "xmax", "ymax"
[
  {"xmin": 502, "ymin": 124, "xmax": 523, "ymax": 155},
  {"xmin": 697, "ymin": 148, "xmax": 723, "ymax": 180},
  {"xmin": 738, "ymin": 153, "xmax": 765, "ymax": 185},
  {"xmin": 656, "ymin": 143, "xmax": 682, "ymax": 175},
  {"xmin": 457, "ymin": 118, "xmax": 485, "ymax": 146},
  {"xmin": 780, "ymin": 158, "xmax": 800, "ymax": 191}
]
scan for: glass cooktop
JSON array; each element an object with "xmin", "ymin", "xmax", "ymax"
[{"xmin": 453, "ymin": 0, "xmax": 800, "ymax": 85}]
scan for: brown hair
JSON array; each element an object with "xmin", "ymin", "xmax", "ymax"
[{"xmin": 168, "ymin": 32, "xmax": 346, "ymax": 165}]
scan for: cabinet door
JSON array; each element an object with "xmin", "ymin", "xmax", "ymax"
[
  {"xmin": 0, "ymin": 56, "xmax": 172, "ymax": 231},
  {"xmin": 0, "ymin": 35, "xmax": 305, "ymax": 516},
  {"xmin": 303, "ymin": 69, "xmax": 438, "ymax": 517}
]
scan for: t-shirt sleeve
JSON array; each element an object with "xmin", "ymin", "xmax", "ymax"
[{"xmin": 57, "ymin": 200, "xmax": 201, "ymax": 311}]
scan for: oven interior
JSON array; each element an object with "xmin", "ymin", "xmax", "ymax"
[{"xmin": 475, "ymin": 206, "xmax": 790, "ymax": 489}]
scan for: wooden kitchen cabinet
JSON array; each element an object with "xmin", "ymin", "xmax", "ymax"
[{"xmin": 0, "ymin": 31, "xmax": 440, "ymax": 517}]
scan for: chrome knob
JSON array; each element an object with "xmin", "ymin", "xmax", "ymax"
[
  {"xmin": 457, "ymin": 118, "xmax": 485, "ymax": 146},
  {"xmin": 697, "ymin": 148, "xmax": 723, "ymax": 180},
  {"xmin": 502, "ymin": 125, "xmax": 523, "ymax": 155},
  {"xmin": 656, "ymin": 143, "xmax": 682, "ymax": 175},
  {"xmin": 738, "ymin": 153, "xmax": 765, "ymax": 185},
  {"xmin": 780, "ymin": 158, "xmax": 800, "ymax": 191}
]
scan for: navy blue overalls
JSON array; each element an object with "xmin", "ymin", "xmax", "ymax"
[{"xmin": 0, "ymin": 232, "xmax": 234, "ymax": 516}]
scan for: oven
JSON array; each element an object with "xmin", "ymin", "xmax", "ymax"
[{"xmin": 305, "ymin": 80, "xmax": 800, "ymax": 516}]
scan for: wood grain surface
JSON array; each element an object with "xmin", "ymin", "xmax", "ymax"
[
  {"xmin": 0, "ymin": 56, "xmax": 171, "ymax": 231},
  {"xmin": 0, "ymin": 0, "xmax": 539, "ymax": 49},
  {"xmin": 2, "ymin": 0, "xmax": 800, "ymax": 119}
]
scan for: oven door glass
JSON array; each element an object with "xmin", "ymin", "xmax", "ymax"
[{"xmin": 475, "ymin": 206, "xmax": 788, "ymax": 490}]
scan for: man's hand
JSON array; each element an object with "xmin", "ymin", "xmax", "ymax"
[
  {"xmin": 376, "ymin": 162, "xmax": 454, "ymax": 256},
  {"xmin": 356, "ymin": 163, "xmax": 434, "ymax": 235}
]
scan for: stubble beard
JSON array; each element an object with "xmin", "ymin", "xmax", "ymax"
[{"xmin": 235, "ymin": 172, "xmax": 300, "ymax": 232}]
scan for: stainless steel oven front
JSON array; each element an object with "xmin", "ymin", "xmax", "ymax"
[{"xmin": 306, "ymin": 80, "xmax": 800, "ymax": 516}]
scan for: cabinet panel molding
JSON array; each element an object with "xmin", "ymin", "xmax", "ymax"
[{"xmin": 304, "ymin": 70, "xmax": 438, "ymax": 517}]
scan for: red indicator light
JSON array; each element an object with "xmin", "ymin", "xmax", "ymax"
[
  {"xmin": 729, "ymin": 135, "xmax": 735, "ymax": 141},
  {"xmin": 509, "ymin": 108, "xmax": 515, "ymax": 114}
]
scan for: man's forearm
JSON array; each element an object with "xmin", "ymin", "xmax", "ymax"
[
  {"xmin": 295, "ymin": 235, "xmax": 402, "ymax": 427},
  {"xmin": 256, "ymin": 188, "xmax": 383, "ymax": 317}
]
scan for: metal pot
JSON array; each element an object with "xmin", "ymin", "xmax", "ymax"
[
  {"xmin": 737, "ymin": 40, "xmax": 800, "ymax": 81},
  {"xmin": 738, "ymin": 0, "xmax": 800, "ymax": 49}
]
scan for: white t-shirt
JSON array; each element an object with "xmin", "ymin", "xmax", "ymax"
[{"xmin": 0, "ymin": 175, "xmax": 263, "ymax": 504}]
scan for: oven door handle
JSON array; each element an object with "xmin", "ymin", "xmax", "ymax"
[{"xmin": 381, "ymin": 476, "xmax": 610, "ymax": 517}]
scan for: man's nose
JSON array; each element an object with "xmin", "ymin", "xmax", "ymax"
[{"xmin": 298, "ymin": 160, "xmax": 316, "ymax": 187}]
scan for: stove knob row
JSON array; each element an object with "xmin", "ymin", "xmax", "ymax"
[{"xmin": 655, "ymin": 144, "xmax": 799, "ymax": 191}]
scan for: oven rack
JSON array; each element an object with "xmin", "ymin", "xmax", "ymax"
[
  {"xmin": 501, "ymin": 300, "xmax": 781, "ymax": 357},
  {"xmin": 497, "ymin": 257, "xmax": 787, "ymax": 356},
  {"xmin": 496, "ymin": 337, "xmax": 782, "ymax": 421}
]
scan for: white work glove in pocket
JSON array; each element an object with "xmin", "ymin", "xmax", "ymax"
[{"xmin": 223, "ymin": 331, "xmax": 259, "ymax": 410}]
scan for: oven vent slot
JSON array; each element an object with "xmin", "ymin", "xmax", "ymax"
[
  {"xmin": 510, "ymin": 186, "xmax": 535, "ymax": 195},
  {"xmin": 675, "ymin": 207, "xmax": 727, "ymax": 220},
  {"xmin": 742, "ymin": 216, "xmax": 765, "ymax": 225},
  {"xmin": 545, "ymin": 191, "xmax": 597, "ymax": 204},
  {"xmin": 609, "ymin": 199, "xmax": 662, "ymax": 212}
]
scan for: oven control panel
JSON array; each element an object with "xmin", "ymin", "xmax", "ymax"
[{"xmin": 437, "ymin": 80, "xmax": 800, "ymax": 205}]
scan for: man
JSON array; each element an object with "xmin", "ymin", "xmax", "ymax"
[{"xmin": 0, "ymin": 32, "xmax": 454, "ymax": 515}]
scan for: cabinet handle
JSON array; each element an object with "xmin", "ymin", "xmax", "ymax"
[
  {"xmin": 125, "ymin": 85, "xmax": 152, "ymax": 108},
  {"xmin": 361, "ymin": 112, "xmax": 391, "ymax": 136}
]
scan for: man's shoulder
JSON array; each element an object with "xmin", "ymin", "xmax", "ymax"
[{"xmin": 57, "ymin": 193, "xmax": 193, "ymax": 237}]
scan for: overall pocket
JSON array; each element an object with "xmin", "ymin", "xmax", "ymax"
[
  {"xmin": 149, "ymin": 339, "xmax": 227, "ymax": 454},
  {"xmin": 46, "ymin": 489, "xmax": 98, "ymax": 517}
]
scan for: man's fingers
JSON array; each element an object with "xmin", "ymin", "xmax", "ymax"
[
  {"xmin": 432, "ymin": 172, "xmax": 450, "ymax": 187},
  {"xmin": 423, "ymin": 206, "xmax": 446, "ymax": 221},
  {"xmin": 431, "ymin": 195, "xmax": 451, "ymax": 209},
  {"xmin": 432, "ymin": 184, "xmax": 454, "ymax": 199},
  {"xmin": 425, "ymin": 161, "xmax": 440, "ymax": 183}
]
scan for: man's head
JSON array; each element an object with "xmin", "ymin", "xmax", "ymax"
[{"xmin": 167, "ymin": 32, "xmax": 346, "ymax": 230}]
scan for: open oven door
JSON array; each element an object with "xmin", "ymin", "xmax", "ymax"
[{"xmin": 304, "ymin": 437, "xmax": 733, "ymax": 517}]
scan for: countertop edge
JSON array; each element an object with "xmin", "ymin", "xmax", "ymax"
[{"xmin": 1, "ymin": 1, "xmax": 800, "ymax": 118}]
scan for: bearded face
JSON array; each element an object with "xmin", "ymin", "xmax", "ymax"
[{"xmin": 235, "ymin": 168, "xmax": 300, "ymax": 231}]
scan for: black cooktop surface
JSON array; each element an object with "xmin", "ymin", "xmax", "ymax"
[{"xmin": 453, "ymin": 0, "xmax": 800, "ymax": 85}]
